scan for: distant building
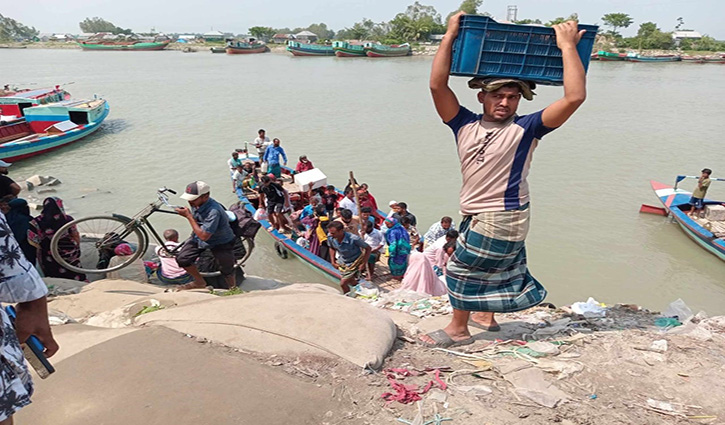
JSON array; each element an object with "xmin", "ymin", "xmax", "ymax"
[
  {"xmin": 672, "ymin": 30, "xmax": 702, "ymax": 41},
  {"xmin": 177, "ymin": 34, "xmax": 197, "ymax": 41},
  {"xmin": 203, "ymin": 30, "xmax": 225, "ymax": 41},
  {"xmin": 38, "ymin": 33, "xmax": 53, "ymax": 42},
  {"xmin": 272, "ymin": 33, "xmax": 295, "ymax": 44},
  {"xmin": 429, "ymin": 34, "xmax": 445, "ymax": 43},
  {"xmin": 295, "ymin": 30, "xmax": 318, "ymax": 43},
  {"xmin": 51, "ymin": 34, "xmax": 74, "ymax": 42},
  {"xmin": 76, "ymin": 33, "xmax": 96, "ymax": 41}
]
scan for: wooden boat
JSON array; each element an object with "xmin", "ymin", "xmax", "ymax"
[
  {"xmin": 650, "ymin": 178, "xmax": 725, "ymax": 262},
  {"xmin": 597, "ymin": 51, "xmax": 626, "ymax": 61},
  {"xmin": 0, "ymin": 99, "xmax": 109, "ymax": 162},
  {"xmin": 286, "ymin": 41, "xmax": 335, "ymax": 56},
  {"xmin": 210, "ymin": 47, "xmax": 226, "ymax": 53},
  {"xmin": 234, "ymin": 157, "xmax": 395, "ymax": 284},
  {"xmin": 682, "ymin": 55, "xmax": 725, "ymax": 64},
  {"xmin": 590, "ymin": 52, "xmax": 600, "ymax": 61},
  {"xmin": 226, "ymin": 41, "xmax": 268, "ymax": 54},
  {"xmin": 78, "ymin": 39, "xmax": 171, "ymax": 51},
  {"xmin": 625, "ymin": 54, "xmax": 681, "ymax": 62},
  {"xmin": 0, "ymin": 86, "xmax": 71, "ymax": 118},
  {"xmin": 332, "ymin": 41, "xmax": 366, "ymax": 57},
  {"xmin": 364, "ymin": 43, "xmax": 411, "ymax": 57}
]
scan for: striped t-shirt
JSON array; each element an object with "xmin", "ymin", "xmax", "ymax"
[{"xmin": 446, "ymin": 107, "xmax": 556, "ymax": 214}]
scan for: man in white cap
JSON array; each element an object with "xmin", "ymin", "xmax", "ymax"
[
  {"xmin": 174, "ymin": 181, "xmax": 237, "ymax": 290},
  {"xmin": 421, "ymin": 13, "xmax": 588, "ymax": 348},
  {"xmin": 0, "ymin": 160, "xmax": 21, "ymax": 201}
]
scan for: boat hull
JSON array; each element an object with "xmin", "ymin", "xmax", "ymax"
[
  {"xmin": 365, "ymin": 50, "xmax": 410, "ymax": 57},
  {"xmin": 650, "ymin": 180, "xmax": 725, "ymax": 262},
  {"xmin": 287, "ymin": 47, "xmax": 335, "ymax": 56},
  {"xmin": 226, "ymin": 46, "xmax": 268, "ymax": 54},
  {"xmin": 625, "ymin": 56, "xmax": 681, "ymax": 62},
  {"xmin": 78, "ymin": 41, "xmax": 170, "ymax": 51},
  {"xmin": 0, "ymin": 102, "xmax": 110, "ymax": 162}
]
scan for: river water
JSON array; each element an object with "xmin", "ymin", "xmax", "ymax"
[{"xmin": 1, "ymin": 49, "xmax": 723, "ymax": 314}]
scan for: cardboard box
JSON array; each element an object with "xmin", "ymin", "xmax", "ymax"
[{"xmin": 294, "ymin": 168, "xmax": 327, "ymax": 192}]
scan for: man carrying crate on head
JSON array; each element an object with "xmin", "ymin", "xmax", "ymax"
[{"xmin": 421, "ymin": 13, "xmax": 588, "ymax": 348}]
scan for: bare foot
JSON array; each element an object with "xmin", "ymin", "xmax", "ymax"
[
  {"xmin": 418, "ymin": 323, "xmax": 471, "ymax": 345},
  {"xmin": 174, "ymin": 281, "xmax": 207, "ymax": 292},
  {"xmin": 471, "ymin": 312, "xmax": 499, "ymax": 328}
]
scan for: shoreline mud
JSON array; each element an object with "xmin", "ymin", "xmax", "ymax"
[{"xmin": 20, "ymin": 274, "xmax": 725, "ymax": 425}]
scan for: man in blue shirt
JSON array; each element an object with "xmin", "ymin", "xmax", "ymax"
[
  {"xmin": 327, "ymin": 221, "xmax": 371, "ymax": 294},
  {"xmin": 262, "ymin": 138, "xmax": 288, "ymax": 178},
  {"xmin": 175, "ymin": 181, "xmax": 237, "ymax": 290}
]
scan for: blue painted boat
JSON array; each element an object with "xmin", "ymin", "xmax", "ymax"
[
  {"xmin": 651, "ymin": 178, "xmax": 725, "ymax": 262},
  {"xmin": 0, "ymin": 99, "xmax": 109, "ymax": 162},
  {"xmin": 286, "ymin": 41, "xmax": 335, "ymax": 56},
  {"xmin": 234, "ymin": 156, "xmax": 388, "ymax": 282}
]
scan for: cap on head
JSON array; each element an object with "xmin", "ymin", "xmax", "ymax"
[
  {"xmin": 702, "ymin": 168, "xmax": 712, "ymax": 175},
  {"xmin": 180, "ymin": 181, "xmax": 211, "ymax": 201},
  {"xmin": 468, "ymin": 78, "xmax": 536, "ymax": 101},
  {"xmin": 388, "ymin": 200, "xmax": 398, "ymax": 207},
  {"xmin": 0, "ymin": 160, "xmax": 12, "ymax": 168}
]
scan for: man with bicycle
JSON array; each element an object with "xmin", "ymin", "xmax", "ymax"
[{"xmin": 174, "ymin": 181, "xmax": 237, "ymax": 290}]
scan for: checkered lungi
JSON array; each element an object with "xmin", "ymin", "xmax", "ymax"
[{"xmin": 445, "ymin": 203, "xmax": 546, "ymax": 312}]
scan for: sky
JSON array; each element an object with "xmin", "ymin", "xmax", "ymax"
[{"xmin": 4, "ymin": 0, "xmax": 724, "ymax": 39}]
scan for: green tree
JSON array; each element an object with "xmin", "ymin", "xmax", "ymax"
[
  {"xmin": 445, "ymin": 0, "xmax": 483, "ymax": 22},
  {"xmin": 248, "ymin": 26, "xmax": 275, "ymax": 41},
  {"xmin": 0, "ymin": 13, "xmax": 39, "ymax": 42},
  {"xmin": 389, "ymin": 2, "xmax": 444, "ymax": 41},
  {"xmin": 628, "ymin": 22, "xmax": 674, "ymax": 50},
  {"xmin": 79, "ymin": 17, "xmax": 132, "ymax": 35},
  {"xmin": 513, "ymin": 18, "xmax": 542, "ymax": 25},
  {"xmin": 601, "ymin": 13, "xmax": 633, "ymax": 37},
  {"xmin": 306, "ymin": 23, "xmax": 335, "ymax": 40},
  {"xmin": 545, "ymin": 13, "xmax": 578, "ymax": 27}
]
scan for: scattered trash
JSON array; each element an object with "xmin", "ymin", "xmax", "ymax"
[
  {"xmin": 502, "ymin": 365, "xmax": 570, "ymax": 408},
  {"xmin": 654, "ymin": 317, "xmax": 681, "ymax": 328},
  {"xmin": 454, "ymin": 384, "xmax": 493, "ymax": 396},
  {"xmin": 570, "ymin": 297, "xmax": 607, "ymax": 318},
  {"xmin": 646, "ymin": 399, "xmax": 678, "ymax": 413},
  {"xmin": 526, "ymin": 341, "xmax": 560, "ymax": 356},
  {"xmin": 649, "ymin": 340, "xmax": 668, "ymax": 353},
  {"xmin": 589, "ymin": 394, "xmax": 597, "ymax": 400},
  {"xmin": 535, "ymin": 359, "xmax": 584, "ymax": 380},
  {"xmin": 382, "ymin": 368, "xmax": 447, "ymax": 405},
  {"xmin": 662, "ymin": 299, "xmax": 693, "ymax": 322}
]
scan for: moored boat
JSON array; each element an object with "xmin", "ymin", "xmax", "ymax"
[
  {"xmin": 0, "ymin": 99, "xmax": 109, "ymax": 162},
  {"xmin": 597, "ymin": 51, "xmax": 626, "ymax": 61},
  {"xmin": 682, "ymin": 55, "xmax": 725, "ymax": 64},
  {"xmin": 364, "ymin": 42, "xmax": 411, "ymax": 57},
  {"xmin": 650, "ymin": 178, "xmax": 725, "ymax": 262},
  {"xmin": 210, "ymin": 47, "xmax": 226, "ymax": 53},
  {"xmin": 0, "ymin": 86, "xmax": 71, "ymax": 118},
  {"xmin": 286, "ymin": 41, "xmax": 335, "ymax": 56},
  {"xmin": 234, "ymin": 157, "xmax": 395, "ymax": 284},
  {"xmin": 226, "ymin": 41, "xmax": 269, "ymax": 54},
  {"xmin": 625, "ymin": 54, "xmax": 682, "ymax": 62},
  {"xmin": 78, "ymin": 39, "xmax": 171, "ymax": 51},
  {"xmin": 332, "ymin": 41, "xmax": 366, "ymax": 57}
]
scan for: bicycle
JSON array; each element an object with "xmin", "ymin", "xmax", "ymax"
[{"xmin": 49, "ymin": 187, "xmax": 254, "ymax": 276}]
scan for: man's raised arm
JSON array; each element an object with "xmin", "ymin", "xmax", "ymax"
[
  {"xmin": 541, "ymin": 21, "xmax": 588, "ymax": 128},
  {"xmin": 430, "ymin": 11, "xmax": 465, "ymax": 123}
]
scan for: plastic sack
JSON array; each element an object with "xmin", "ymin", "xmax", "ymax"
[{"xmin": 570, "ymin": 297, "xmax": 606, "ymax": 318}]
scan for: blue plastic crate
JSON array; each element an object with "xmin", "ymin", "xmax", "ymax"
[{"xmin": 450, "ymin": 15, "xmax": 598, "ymax": 86}]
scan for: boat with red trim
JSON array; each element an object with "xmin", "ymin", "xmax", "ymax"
[
  {"xmin": 0, "ymin": 98, "xmax": 109, "ymax": 162},
  {"xmin": 650, "ymin": 178, "xmax": 725, "ymax": 262},
  {"xmin": 0, "ymin": 86, "xmax": 71, "ymax": 119}
]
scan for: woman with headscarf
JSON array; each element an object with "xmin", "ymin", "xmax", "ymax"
[
  {"xmin": 5, "ymin": 198, "xmax": 36, "ymax": 265},
  {"xmin": 28, "ymin": 197, "xmax": 86, "ymax": 281},
  {"xmin": 384, "ymin": 217, "xmax": 411, "ymax": 279}
]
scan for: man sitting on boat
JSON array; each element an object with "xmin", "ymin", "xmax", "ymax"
[
  {"xmin": 258, "ymin": 175, "xmax": 291, "ymax": 232},
  {"xmin": 339, "ymin": 187, "xmax": 359, "ymax": 215},
  {"xmin": 421, "ymin": 15, "xmax": 588, "ymax": 348},
  {"xmin": 327, "ymin": 221, "xmax": 371, "ymax": 294},
  {"xmin": 423, "ymin": 216, "xmax": 455, "ymax": 248},
  {"xmin": 227, "ymin": 151, "xmax": 243, "ymax": 179},
  {"xmin": 363, "ymin": 220, "xmax": 385, "ymax": 278},
  {"xmin": 335, "ymin": 208, "xmax": 362, "ymax": 236},
  {"xmin": 689, "ymin": 168, "xmax": 712, "ymax": 218},
  {"xmin": 295, "ymin": 155, "xmax": 315, "ymax": 173},
  {"xmin": 262, "ymin": 138, "xmax": 288, "ymax": 178}
]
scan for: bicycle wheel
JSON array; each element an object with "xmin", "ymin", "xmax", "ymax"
[
  {"xmin": 50, "ymin": 215, "xmax": 147, "ymax": 274},
  {"xmin": 199, "ymin": 237, "xmax": 255, "ymax": 278}
]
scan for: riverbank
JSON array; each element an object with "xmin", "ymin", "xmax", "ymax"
[{"xmin": 20, "ymin": 276, "xmax": 725, "ymax": 425}]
